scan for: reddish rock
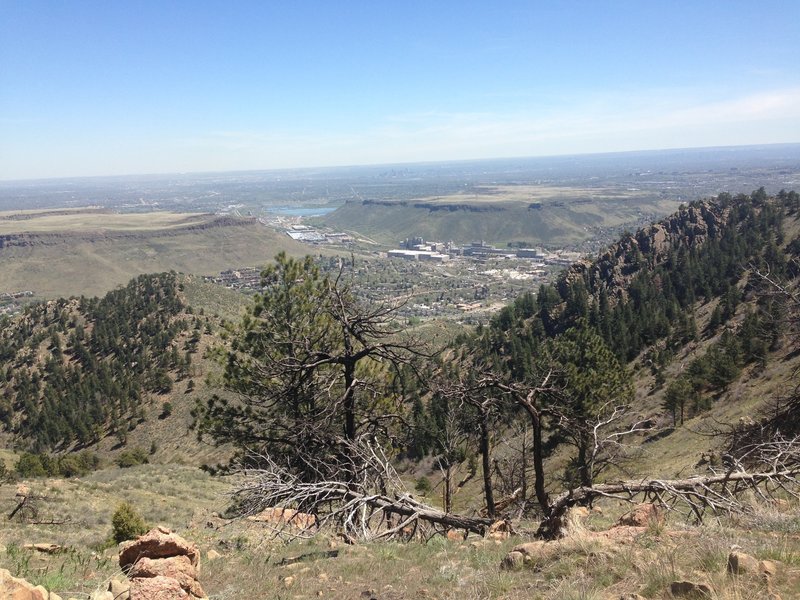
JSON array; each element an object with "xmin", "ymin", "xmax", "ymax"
[
  {"xmin": 247, "ymin": 507, "xmax": 316, "ymax": 530},
  {"xmin": 0, "ymin": 568, "xmax": 49, "ymax": 600},
  {"xmin": 617, "ymin": 503, "xmax": 663, "ymax": 527},
  {"xmin": 119, "ymin": 527, "xmax": 199, "ymax": 569},
  {"xmin": 128, "ymin": 556, "xmax": 204, "ymax": 598},
  {"xmin": 129, "ymin": 576, "xmax": 189, "ymax": 600}
]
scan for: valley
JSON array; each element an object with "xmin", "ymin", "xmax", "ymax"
[{"xmin": 0, "ymin": 158, "xmax": 799, "ymax": 600}]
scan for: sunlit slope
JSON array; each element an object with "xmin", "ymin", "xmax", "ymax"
[
  {"xmin": 0, "ymin": 209, "xmax": 310, "ymax": 298},
  {"xmin": 323, "ymin": 185, "xmax": 680, "ymax": 245}
]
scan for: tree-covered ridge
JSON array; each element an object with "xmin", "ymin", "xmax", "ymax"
[
  {"xmin": 0, "ymin": 272, "xmax": 194, "ymax": 451},
  {"xmin": 486, "ymin": 190, "xmax": 793, "ymax": 356}
]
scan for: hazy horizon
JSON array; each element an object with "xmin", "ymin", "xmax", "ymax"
[{"xmin": 1, "ymin": 142, "xmax": 799, "ymax": 185}]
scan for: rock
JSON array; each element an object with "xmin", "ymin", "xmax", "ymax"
[
  {"xmin": 89, "ymin": 592, "xmax": 113, "ymax": 600},
  {"xmin": 617, "ymin": 503, "xmax": 663, "ymax": 527},
  {"xmin": 510, "ymin": 541, "xmax": 548, "ymax": 558},
  {"xmin": 487, "ymin": 520, "xmax": 512, "ymax": 540},
  {"xmin": 446, "ymin": 529, "xmax": 464, "ymax": 541},
  {"xmin": 619, "ymin": 595, "xmax": 646, "ymax": 600},
  {"xmin": 562, "ymin": 506, "xmax": 591, "ymax": 535},
  {"xmin": 0, "ymin": 568, "xmax": 49, "ymax": 599},
  {"xmin": 282, "ymin": 576, "xmax": 295, "ymax": 588},
  {"xmin": 500, "ymin": 551, "xmax": 524, "ymax": 570},
  {"xmin": 108, "ymin": 577, "xmax": 130, "ymax": 600},
  {"xmin": 760, "ymin": 559, "xmax": 779, "ymax": 577},
  {"xmin": 206, "ymin": 549, "xmax": 221, "ymax": 561},
  {"xmin": 119, "ymin": 527, "xmax": 200, "ymax": 569},
  {"xmin": 128, "ymin": 555, "xmax": 204, "ymax": 597},
  {"xmin": 669, "ymin": 580, "xmax": 713, "ymax": 597},
  {"xmin": 727, "ymin": 551, "xmax": 760, "ymax": 575},
  {"xmin": 247, "ymin": 507, "xmax": 316, "ymax": 530},
  {"xmin": 23, "ymin": 543, "xmax": 63, "ymax": 554},
  {"xmin": 129, "ymin": 576, "xmax": 188, "ymax": 599}
]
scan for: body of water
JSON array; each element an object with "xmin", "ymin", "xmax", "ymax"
[{"xmin": 266, "ymin": 206, "xmax": 339, "ymax": 216}]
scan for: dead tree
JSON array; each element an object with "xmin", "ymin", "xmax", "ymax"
[
  {"xmin": 537, "ymin": 435, "xmax": 800, "ymax": 538},
  {"xmin": 231, "ymin": 442, "xmax": 495, "ymax": 541}
]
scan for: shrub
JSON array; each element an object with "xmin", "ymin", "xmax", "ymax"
[
  {"xmin": 116, "ymin": 448, "xmax": 149, "ymax": 468},
  {"xmin": 111, "ymin": 502, "xmax": 148, "ymax": 543},
  {"xmin": 15, "ymin": 453, "xmax": 48, "ymax": 477},
  {"xmin": 414, "ymin": 476, "xmax": 432, "ymax": 495},
  {"xmin": 160, "ymin": 402, "xmax": 173, "ymax": 419}
]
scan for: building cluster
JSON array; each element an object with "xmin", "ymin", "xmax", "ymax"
[
  {"xmin": 0, "ymin": 290, "xmax": 33, "ymax": 316},
  {"xmin": 284, "ymin": 224, "xmax": 352, "ymax": 244},
  {"xmin": 386, "ymin": 237, "xmax": 582, "ymax": 266}
]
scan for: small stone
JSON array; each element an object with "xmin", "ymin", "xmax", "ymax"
[
  {"xmin": 89, "ymin": 592, "xmax": 113, "ymax": 600},
  {"xmin": 206, "ymin": 549, "xmax": 221, "ymax": 561},
  {"xmin": 500, "ymin": 551, "xmax": 524, "ymax": 570},
  {"xmin": 108, "ymin": 577, "xmax": 131, "ymax": 600},
  {"xmin": 282, "ymin": 576, "xmax": 295, "ymax": 588},
  {"xmin": 670, "ymin": 580, "xmax": 713, "ymax": 597},
  {"xmin": 760, "ymin": 559, "xmax": 779, "ymax": 577}
]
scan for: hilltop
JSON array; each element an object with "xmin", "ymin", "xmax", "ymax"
[
  {"xmin": 323, "ymin": 184, "xmax": 681, "ymax": 247},
  {"xmin": 0, "ymin": 208, "xmax": 310, "ymax": 299}
]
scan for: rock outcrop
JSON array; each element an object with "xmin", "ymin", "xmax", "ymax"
[
  {"xmin": 0, "ymin": 568, "xmax": 62, "ymax": 600},
  {"xmin": 119, "ymin": 527, "xmax": 206, "ymax": 600},
  {"xmin": 557, "ymin": 200, "xmax": 729, "ymax": 305}
]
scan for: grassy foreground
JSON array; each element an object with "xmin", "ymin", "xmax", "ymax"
[{"xmin": 0, "ymin": 463, "xmax": 798, "ymax": 599}]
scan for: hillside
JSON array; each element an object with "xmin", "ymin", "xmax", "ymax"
[
  {"xmin": 322, "ymin": 185, "xmax": 681, "ymax": 246},
  {"xmin": 0, "ymin": 191, "xmax": 799, "ymax": 600},
  {"xmin": 0, "ymin": 208, "xmax": 310, "ymax": 299},
  {"xmin": 479, "ymin": 188, "xmax": 800, "ymax": 479},
  {"xmin": 0, "ymin": 273, "xmax": 240, "ymax": 468}
]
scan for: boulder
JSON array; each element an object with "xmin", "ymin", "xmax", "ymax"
[
  {"xmin": 0, "ymin": 568, "xmax": 50, "ymax": 600},
  {"xmin": 23, "ymin": 544, "xmax": 63, "ymax": 555},
  {"xmin": 129, "ymin": 576, "xmax": 189, "ymax": 600},
  {"xmin": 88, "ymin": 592, "xmax": 113, "ymax": 600},
  {"xmin": 669, "ymin": 580, "xmax": 713, "ymax": 598},
  {"xmin": 119, "ymin": 527, "xmax": 200, "ymax": 569},
  {"xmin": 727, "ymin": 551, "xmax": 761, "ymax": 575},
  {"xmin": 206, "ymin": 549, "xmax": 221, "ymax": 561},
  {"xmin": 128, "ymin": 555, "xmax": 204, "ymax": 597}
]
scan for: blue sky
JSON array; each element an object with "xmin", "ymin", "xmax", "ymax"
[{"xmin": 1, "ymin": 1, "xmax": 799, "ymax": 180}]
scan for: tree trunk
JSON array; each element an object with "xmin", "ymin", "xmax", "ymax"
[
  {"xmin": 480, "ymin": 416, "xmax": 495, "ymax": 518},
  {"xmin": 521, "ymin": 402, "xmax": 550, "ymax": 516},
  {"xmin": 343, "ymin": 359, "xmax": 356, "ymax": 442}
]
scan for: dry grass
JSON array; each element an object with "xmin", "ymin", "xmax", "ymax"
[{"xmin": 0, "ymin": 463, "xmax": 797, "ymax": 600}]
